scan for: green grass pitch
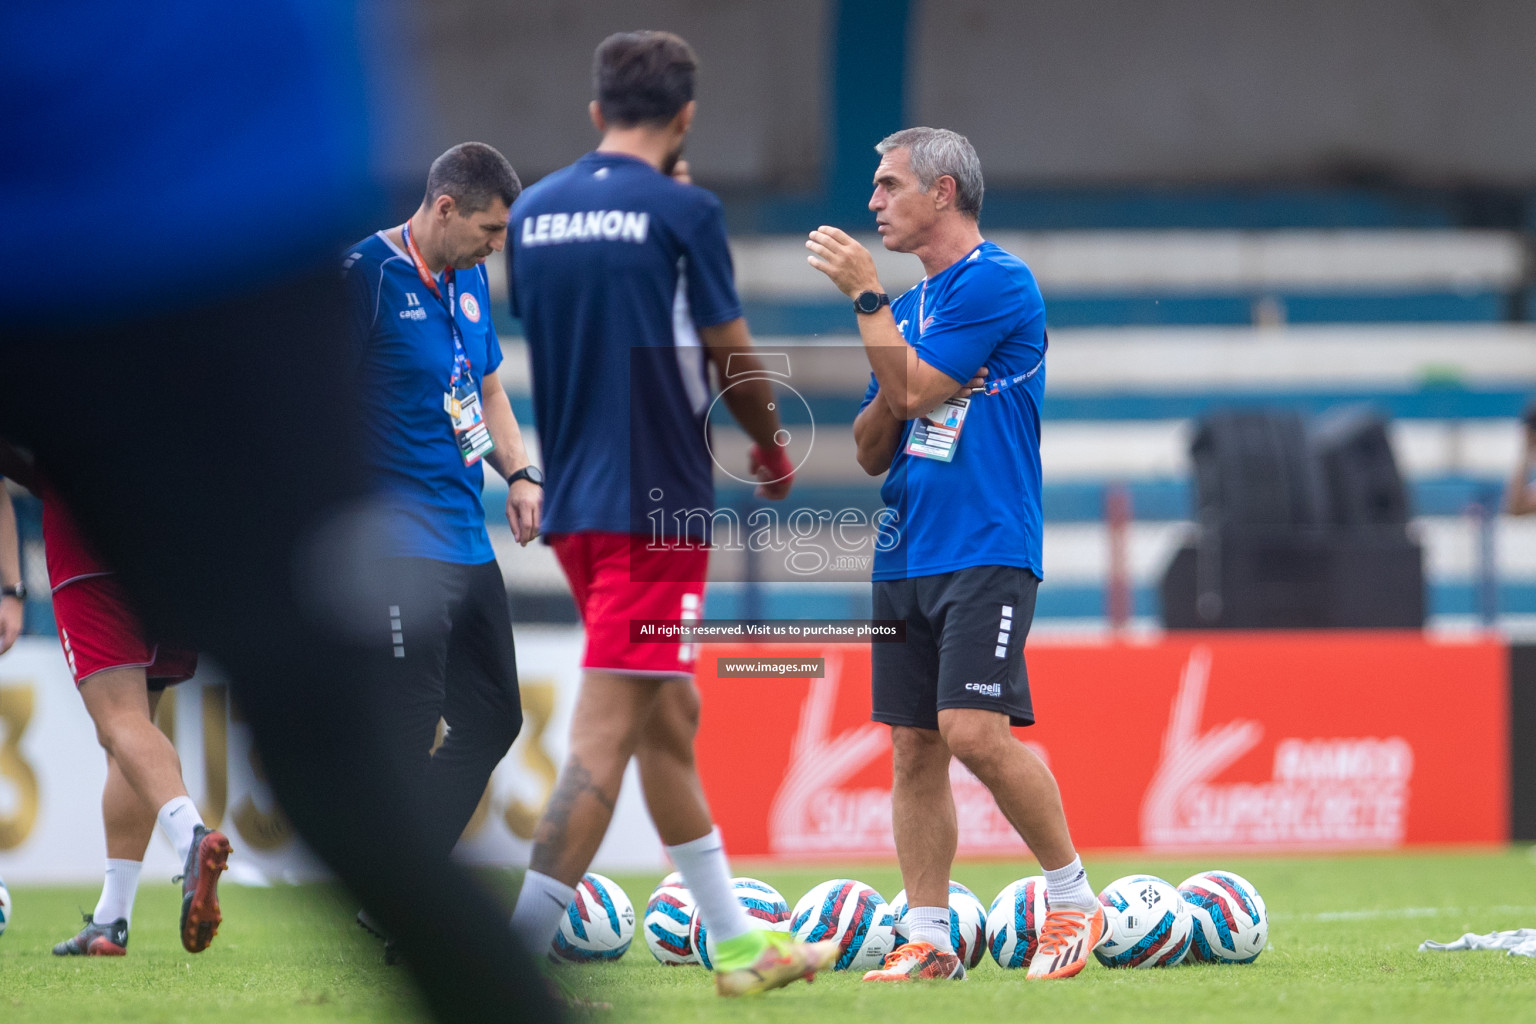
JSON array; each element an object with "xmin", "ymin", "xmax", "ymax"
[{"xmin": 2, "ymin": 850, "xmax": 1534, "ymax": 1022}]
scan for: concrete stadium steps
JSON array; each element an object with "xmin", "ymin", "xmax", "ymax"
[
  {"xmin": 494, "ymin": 387, "xmax": 1528, "ymax": 430},
  {"xmin": 1033, "ymin": 327, "xmax": 1536, "ymax": 389},
  {"xmin": 487, "ymin": 231, "xmax": 1532, "ymax": 330},
  {"xmin": 734, "ymin": 230, "xmax": 1528, "ymax": 328},
  {"xmin": 739, "ymin": 292, "xmax": 1517, "ymax": 331},
  {"xmin": 730, "ymin": 231, "xmax": 1527, "ymax": 296},
  {"xmin": 488, "ymin": 513, "xmax": 1534, "ymax": 621},
  {"xmin": 486, "ymin": 475, "xmax": 1508, "ymax": 526},
  {"xmin": 1039, "ymin": 419, "xmax": 1523, "ymax": 479},
  {"xmin": 487, "ymin": 230, "xmax": 1529, "ymax": 326},
  {"xmin": 494, "ymin": 327, "xmax": 1536, "ymax": 391},
  {"xmin": 489, "ymin": 516, "xmax": 1536, "ymax": 589},
  {"xmin": 481, "ymin": 318, "xmax": 1534, "ymax": 626},
  {"xmin": 493, "ymin": 326, "xmax": 1536, "ymax": 425}
]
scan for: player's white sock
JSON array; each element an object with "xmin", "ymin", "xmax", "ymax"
[
  {"xmin": 156, "ymin": 795, "xmax": 203, "ymax": 864},
  {"xmin": 510, "ymin": 869, "xmax": 575, "ymax": 951},
  {"xmin": 1043, "ymin": 855, "xmax": 1098, "ymax": 909},
  {"xmin": 667, "ymin": 827, "xmax": 753, "ymax": 944},
  {"xmin": 93, "ymin": 858, "xmax": 142, "ymax": 926},
  {"xmin": 906, "ymin": 906, "xmax": 955, "ymax": 953}
]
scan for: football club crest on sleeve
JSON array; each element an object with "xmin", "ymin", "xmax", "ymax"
[{"xmin": 459, "ymin": 292, "xmax": 482, "ymax": 322}]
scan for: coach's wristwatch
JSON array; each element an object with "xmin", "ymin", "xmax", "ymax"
[
  {"xmin": 853, "ymin": 290, "xmax": 890, "ymax": 315},
  {"xmin": 1, "ymin": 581, "xmax": 26, "ymax": 601},
  {"xmin": 507, "ymin": 465, "xmax": 544, "ymax": 487}
]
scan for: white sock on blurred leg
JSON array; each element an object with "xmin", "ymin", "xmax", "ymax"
[
  {"xmin": 510, "ymin": 869, "xmax": 574, "ymax": 951},
  {"xmin": 667, "ymin": 827, "xmax": 752, "ymax": 943}
]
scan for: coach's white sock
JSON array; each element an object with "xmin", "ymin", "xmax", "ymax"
[
  {"xmin": 1044, "ymin": 856, "xmax": 1097, "ymax": 909},
  {"xmin": 667, "ymin": 827, "xmax": 752, "ymax": 943},
  {"xmin": 156, "ymin": 796, "xmax": 203, "ymax": 864},
  {"xmin": 94, "ymin": 859, "xmax": 142, "ymax": 926},
  {"xmin": 510, "ymin": 869, "xmax": 574, "ymax": 951},
  {"xmin": 907, "ymin": 906, "xmax": 954, "ymax": 953}
]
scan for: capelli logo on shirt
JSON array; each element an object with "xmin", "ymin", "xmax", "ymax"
[{"xmin": 398, "ymin": 307, "xmax": 427, "ymax": 321}]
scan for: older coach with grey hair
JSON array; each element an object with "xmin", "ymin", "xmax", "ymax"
[{"xmin": 807, "ymin": 127, "xmax": 1112, "ymax": 983}]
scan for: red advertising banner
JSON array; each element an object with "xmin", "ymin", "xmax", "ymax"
[{"xmin": 694, "ymin": 634, "xmax": 1508, "ymax": 859}]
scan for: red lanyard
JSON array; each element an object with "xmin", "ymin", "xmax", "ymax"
[{"xmin": 401, "ymin": 222, "xmax": 472, "ymax": 388}]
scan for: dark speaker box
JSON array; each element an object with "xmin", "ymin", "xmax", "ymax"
[
  {"xmin": 1191, "ymin": 410, "xmax": 1325, "ymax": 529},
  {"xmin": 1161, "ymin": 527, "xmax": 1424, "ymax": 629},
  {"xmin": 1310, "ymin": 407, "xmax": 1410, "ymax": 527}
]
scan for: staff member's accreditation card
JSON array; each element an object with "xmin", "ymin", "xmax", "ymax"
[{"xmin": 906, "ymin": 395, "xmax": 970, "ymax": 461}]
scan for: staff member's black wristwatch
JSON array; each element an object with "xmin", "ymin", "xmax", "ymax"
[
  {"xmin": 853, "ymin": 290, "xmax": 890, "ymax": 315},
  {"xmin": 507, "ymin": 465, "xmax": 544, "ymax": 487},
  {"xmin": 1, "ymin": 582, "xmax": 26, "ymax": 601}
]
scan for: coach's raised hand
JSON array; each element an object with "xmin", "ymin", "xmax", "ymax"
[{"xmin": 806, "ymin": 226, "xmax": 882, "ymax": 298}]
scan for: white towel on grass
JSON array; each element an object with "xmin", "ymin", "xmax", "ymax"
[{"xmin": 1420, "ymin": 929, "xmax": 1536, "ymax": 957}]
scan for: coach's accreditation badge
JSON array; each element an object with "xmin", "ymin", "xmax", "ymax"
[
  {"xmin": 445, "ymin": 385, "xmax": 495, "ymax": 466},
  {"xmin": 906, "ymin": 395, "xmax": 970, "ymax": 462}
]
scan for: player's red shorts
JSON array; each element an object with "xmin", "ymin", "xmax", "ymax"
[
  {"xmin": 549, "ymin": 532, "xmax": 707, "ymax": 676},
  {"xmin": 52, "ymin": 574, "xmax": 198, "ymax": 687}
]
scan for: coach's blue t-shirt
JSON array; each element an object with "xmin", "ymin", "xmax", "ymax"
[
  {"xmin": 510, "ymin": 151, "xmax": 742, "ymax": 537},
  {"xmin": 343, "ymin": 231, "xmax": 502, "ymax": 563},
  {"xmin": 861, "ymin": 241, "xmax": 1047, "ymax": 581}
]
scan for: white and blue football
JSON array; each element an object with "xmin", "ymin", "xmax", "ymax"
[
  {"xmin": 1178, "ymin": 870, "xmax": 1268, "ymax": 963},
  {"xmin": 549, "ymin": 873, "xmax": 635, "ymax": 963},
  {"xmin": 1094, "ymin": 874, "xmax": 1192, "ymax": 968},
  {"xmin": 790, "ymin": 879, "xmax": 896, "ymax": 971},
  {"xmin": 643, "ymin": 877, "xmax": 697, "ymax": 965},
  {"xmin": 986, "ymin": 875, "xmax": 1049, "ymax": 968}
]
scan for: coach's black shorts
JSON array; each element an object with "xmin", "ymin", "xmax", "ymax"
[{"xmin": 871, "ymin": 565, "xmax": 1039, "ymax": 730}]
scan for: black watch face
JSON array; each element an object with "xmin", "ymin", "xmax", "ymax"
[
  {"xmin": 856, "ymin": 291, "xmax": 882, "ymax": 313},
  {"xmin": 521, "ymin": 466, "xmax": 544, "ymax": 485}
]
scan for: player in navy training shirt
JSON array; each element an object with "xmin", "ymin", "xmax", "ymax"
[
  {"xmin": 507, "ymin": 31, "xmax": 837, "ymax": 996},
  {"xmin": 808, "ymin": 127, "xmax": 1110, "ymax": 983}
]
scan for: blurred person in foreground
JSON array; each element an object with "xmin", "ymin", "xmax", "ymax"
[
  {"xmin": 1505, "ymin": 401, "xmax": 1536, "ymax": 515},
  {"xmin": 807, "ymin": 128, "xmax": 1111, "ymax": 982},
  {"xmin": 0, "ymin": 3, "xmax": 557, "ymax": 1019},
  {"xmin": 506, "ymin": 30, "xmax": 837, "ymax": 995}
]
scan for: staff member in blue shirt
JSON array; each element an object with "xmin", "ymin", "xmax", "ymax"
[
  {"xmin": 343, "ymin": 142, "xmax": 540, "ymax": 869},
  {"xmin": 807, "ymin": 127, "xmax": 1111, "ymax": 983}
]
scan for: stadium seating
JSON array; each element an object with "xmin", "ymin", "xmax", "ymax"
[
  {"xmin": 8, "ymin": 221, "xmax": 1533, "ymax": 636},
  {"xmin": 479, "ymin": 223, "xmax": 1536, "ymax": 632}
]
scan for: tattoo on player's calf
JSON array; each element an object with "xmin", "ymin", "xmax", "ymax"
[{"xmin": 531, "ymin": 759, "xmax": 616, "ymax": 866}]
